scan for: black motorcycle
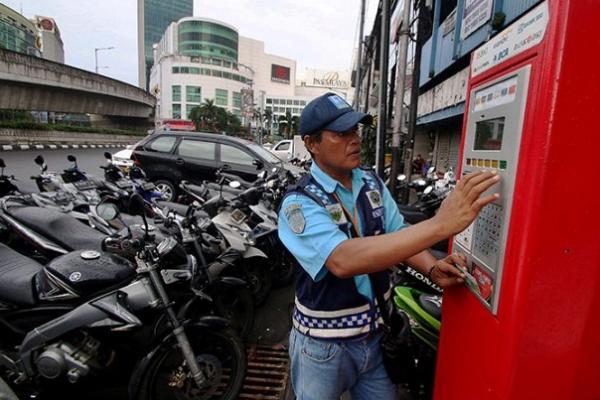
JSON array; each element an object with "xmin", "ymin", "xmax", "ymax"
[{"xmin": 0, "ymin": 195, "xmax": 246, "ymax": 399}]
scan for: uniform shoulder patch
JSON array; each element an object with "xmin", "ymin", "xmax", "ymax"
[
  {"xmin": 366, "ymin": 189, "xmax": 383, "ymax": 209},
  {"xmin": 284, "ymin": 203, "xmax": 305, "ymax": 234}
]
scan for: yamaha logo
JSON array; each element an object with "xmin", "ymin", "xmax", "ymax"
[{"xmin": 69, "ymin": 272, "xmax": 82, "ymax": 282}]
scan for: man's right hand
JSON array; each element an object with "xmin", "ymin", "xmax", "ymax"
[{"xmin": 434, "ymin": 170, "xmax": 500, "ymax": 237}]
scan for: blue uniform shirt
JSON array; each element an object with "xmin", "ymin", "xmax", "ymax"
[{"xmin": 278, "ymin": 162, "xmax": 407, "ymax": 300}]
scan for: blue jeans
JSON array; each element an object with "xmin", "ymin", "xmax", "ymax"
[{"xmin": 288, "ymin": 328, "xmax": 397, "ymax": 400}]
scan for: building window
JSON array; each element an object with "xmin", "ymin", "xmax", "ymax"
[
  {"xmin": 172, "ymin": 103, "xmax": 181, "ymax": 119},
  {"xmin": 180, "ymin": 67, "xmax": 190, "ymax": 74},
  {"xmin": 266, "ymin": 99, "xmax": 272, "ymax": 104},
  {"xmin": 186, "ymin": 86, "xmax": 202, "ymax": 103},
  {"xmin": 293, "ymin": 100, "xmax": 300, "ymax": 105},
  {"xmin": 300, "ymin": 101, "xmax": 307, "ymax": 105},
  {"xmin": 190, "ymin": 67, "xmax": 200, "ymax": 74},
  {"xmin": 233, "ymin": 92, "xmax": 242, "ymax": 109},
  {"xmin": 215, "ymin": 89, "xmax": 228, "ymax": 106},
  {"xmin": 172, "ymin": 66, "xmax": 180, "ymax": 73},
  {"xmin": 265, "ymin": 106, "xmax": 272, "ymax": 112},
  {"xmin": 187, "ymin": 105, "xmax": 198, "ymax": 119},
  {"xmin": 287, "ymin": 99, "xmax": 293, "ymax": 105},
  {"xmin": 172, "ymin": 85, "xmax": 181, "ymax": 102},
  {"xmin": 201, "ymin": 68, "xmax": 211, "ymax": 75},
  {"xmin": 212, "ymin": 70, "xmax": 223, "ymax": 77},
  {"xmin": 273, "ymin": 99, "xmax": 279, "ymax": 105}
]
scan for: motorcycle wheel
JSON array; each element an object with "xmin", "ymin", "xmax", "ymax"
[
  {"xmin": 272, "ymin": 248, "xmax": 296, "ymax": 288},
  {"xmin": 243, "ymin": 259, "xmax": 273, "ymax": 307},
  {"xmin": 134, "ymin": 328, "xmax": 246, "ymax": 400}
]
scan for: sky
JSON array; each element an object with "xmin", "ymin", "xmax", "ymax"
[{"xmin": 2, "ymin": 0, "xmax": 379, "ymax": 87}]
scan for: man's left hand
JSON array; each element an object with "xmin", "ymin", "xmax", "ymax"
[{"xmin": 429, "ymin": 253, "xmax": 467, "ymax": 288}]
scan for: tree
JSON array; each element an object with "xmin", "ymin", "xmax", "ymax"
[
  {"xmin": 189, "ymin": 99, "xmax": 219, "ymax": 132},
  {"xmin": 278, "ymin": 111, "xmax": 296, "ymax": 139}
]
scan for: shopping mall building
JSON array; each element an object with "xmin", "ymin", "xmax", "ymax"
[{"xmin": 149, "ymin": 16, "xmax": 353, "ymax": 133}]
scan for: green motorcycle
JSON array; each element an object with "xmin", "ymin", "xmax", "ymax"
[{"xmin": 391, "ymin": 265, "xmax": 443, "ymax": 400}]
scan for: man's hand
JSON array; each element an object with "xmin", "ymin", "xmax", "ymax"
[
  {"xmin": 434, "ymin": 170, "xmax": 500, "ymax": 237},
  {"xmin": 429, "ymin": 253, "xmax": 467, "ymax": 288}
]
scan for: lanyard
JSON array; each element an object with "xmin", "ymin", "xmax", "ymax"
[{"xmin": 331, "ymin": 192, "xmax": 361, "ymax": 238}]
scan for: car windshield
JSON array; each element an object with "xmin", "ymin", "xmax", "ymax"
[{"xmin": 248, "ymin": 143, "xmax": 282, "ymax": 164}]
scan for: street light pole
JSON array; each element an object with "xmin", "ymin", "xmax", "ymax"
[{"xmin": 94, "ymin": 46, "xmax": 115, "ymax": 74}]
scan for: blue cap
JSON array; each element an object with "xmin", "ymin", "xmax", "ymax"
[{"xmin": 299, "ymin": 92, "xmax": 373, "ymax": 137}]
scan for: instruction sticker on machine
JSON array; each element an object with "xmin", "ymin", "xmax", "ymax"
[{"xmin": 473, "ymin": 77, "xmax": 518, "ymax": 112}]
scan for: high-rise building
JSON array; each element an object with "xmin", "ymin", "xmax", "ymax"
[
  {"xmin": 137, "ymin": 0, "xmax": 193, "ymax": 90},
  {"xmin": 31, "ymin": 16, "xmax": 64, "ymax": 63},
  {"xmin": 0, "ymin": 3, "xmax": 41, "ymax": 57}
]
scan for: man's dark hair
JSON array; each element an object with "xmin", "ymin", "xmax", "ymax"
[{"xmin": 305, "ymin": 130, "xmax": 322, "ymax": 158}]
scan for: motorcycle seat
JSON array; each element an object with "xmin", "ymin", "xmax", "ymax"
[
  {"xmin": 417, "ymin": 294, "xmax": 442, "ymax": 320},
  {"xmin": 398, "ymin": 205, "xmax": 429, "ymax": 225},
  {"xmin": 8, "ymin": 206, "xmax": 106, "ymax": 251},
  {"xmin": 204, "ymin": 182, "xmax": 242, "ymax": 196},
  {"xmin": 0, "ymin": 243, "xmax": 43, "ymax": 306},
  {"xmin": 155, "ymin": 200, "xmax": 191, "ymax": 216}
]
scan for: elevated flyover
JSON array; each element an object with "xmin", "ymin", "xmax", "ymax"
[{"xmin": 0, "ymin": 48, "xmax": 155, "ymax": 118}]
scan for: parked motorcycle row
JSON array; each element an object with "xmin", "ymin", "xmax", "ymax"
[
  {"xmin": 0, "ymin": 153, "xmax": 298, "ymax": 399},
  {"xmin": 0, "ymin": 149, "xmax": 456, "ymax": 399}
]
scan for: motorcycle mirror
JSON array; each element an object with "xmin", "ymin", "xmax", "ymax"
[
  {"xmin": 128, "ymin": 194, "xmax": 146, "ymax": 217},
  {"xmin": 104, "ymin": 151, "xmax": 113, "ymax": 160},
  {"xmin": 229, "ymin": 181, "xmax": 241, "ymax": 189},
  {"xmin": 34, "ymin": 155, "xmax": 45, "ymax": 166},
  {"xmin": 428, "ymin": 166, "xmax": 435, "ymax": 174},
  {"xmin": 0, "ymin": 159, "xmax": 5, "ymax": 169},
  {"xmin": 67, "ymin": 155, "xmax": 77, "ymax": 163},
  {"xmin": 96, "ymin": 202, "xmax": 120, "ymax": 221},
  {"xmin": 416, "ymin": 179, "xmax": 426, "ymax": 186},
  {"xmin": 397, "ymin": 174, "xmax": 406, "ymax": 182},
  {"xmin": 424, "ymin": 186, "xmax": 433, "ymax": 195}
]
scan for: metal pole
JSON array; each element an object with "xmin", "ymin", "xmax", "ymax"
[
  {"xmin": 390, "ymin": 0, "xmax": 412, "ymax": 196},
  {"xmin": 94, "ymin": 49, "xmax": 98, "ymax": 74},
  {"xmin": 401, "ymin": 0, "xmax": 426, "ymax": 203},
  {"xmin": 355, "ymin": 0, "xmax": 366, "ymax": 108},
  {"xmin": 376, "ymin": 0, "xmax": 391, "ymax": 178}
]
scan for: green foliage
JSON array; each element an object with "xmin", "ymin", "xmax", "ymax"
[
  {"xmin": 277, "ymin": 111, "xmax": 298, "ymax": 139},
  {"xmin": 189, "ymin": 99, "xmax": 242, "ymax": 135},
  {"xmin": 0, "ymin": 109, "xmax": 35, "ymax": 122}
]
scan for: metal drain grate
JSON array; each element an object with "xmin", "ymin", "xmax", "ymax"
[{"xmin": 238, "ymin": 344, "xmax": 290, "ymax": 400}]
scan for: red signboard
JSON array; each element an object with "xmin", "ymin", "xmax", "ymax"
[{"xmin": 271, "ymin": 64, "xmax": 290, "ymax": 84}]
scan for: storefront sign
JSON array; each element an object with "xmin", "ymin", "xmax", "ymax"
[
  {"xmin": 460, "ymin": 0, "xmax": 493, "ymax": 39},
  {"xmin": 442, "ymin": 8, "xmax": 457, "ymax": 36},
  {"xmin": 471, "ymin": 1, "xmax": 548, "ymax": 77}
]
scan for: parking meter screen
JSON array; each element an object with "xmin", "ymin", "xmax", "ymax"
[{"xmin": 474, "ymin": 117, "xmax": 505, "ymax": 151}]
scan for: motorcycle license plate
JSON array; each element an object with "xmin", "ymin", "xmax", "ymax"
[{"xmin": 230, "ymin": 209, "xmax": 247, "ymax": 225}]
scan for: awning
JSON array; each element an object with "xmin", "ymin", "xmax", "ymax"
[{"xmin": 416, "ymin": 101, "xmax": 465, "ymax": 125}]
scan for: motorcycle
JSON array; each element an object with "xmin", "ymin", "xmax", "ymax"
[
  {"xmin": 0, "ymin": 158, "xmax": 20, "ymax": 197},
  {"xmin": 0, "ymin": 194, "xmax": 246, "ymax": 400}
]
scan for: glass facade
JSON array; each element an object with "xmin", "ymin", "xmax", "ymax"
[
  {"xmin": 0, "ymin": 5, "xmax": 39, "ymax": 56},
  {"xmin": 172, "ymin": 85, "xmax": 181, "ymax": 102},
  {"xmin": 233, "ymin": 92, "xmax": 242, "ymax": 109},
  {"xmin": 172, "ymin": 103, "xmax": 181, "ymax": 119},
  {"xmin": 178, "ymin": 20, "xmax": 238, "ymax": 62},
  {"xmin": 143, "ymin": 0, "xmax": 193, "ymax": 87},
  {"xmin": 171, "ymin": 66, "xmax": 250, "ymax": 84},
  {"xmin": 186, "ymin": 85, "xmax": 201, "ymax": 103},
  {"xmin": 215, "ymin": 89, "xmax": 228, "ymax": 106}
]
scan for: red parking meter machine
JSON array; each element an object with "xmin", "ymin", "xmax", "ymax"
[{"xmin": 434, "ymin": 1, "xmax": 600, "ymax": 399}]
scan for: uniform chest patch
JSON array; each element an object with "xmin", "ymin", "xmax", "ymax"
[
  {"xmin": 326, "ymin": 203, "xmax": 348, "ymax": 224},
  {"xmin": 366, "ymin": 190, "xmax": 383, "ymax": 209},
  {"xmin": 284, "ymin": 203, "xmax": 305, "ymax": 234}
]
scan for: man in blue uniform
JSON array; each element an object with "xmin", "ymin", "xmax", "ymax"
[{"xmin": 278, "ymin": 92, "xmax": 500, "ymax": 400}]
